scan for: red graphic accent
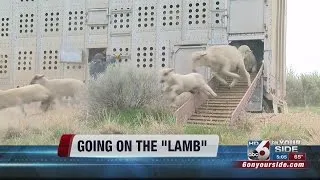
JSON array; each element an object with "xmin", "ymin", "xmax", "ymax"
[
  {"xmin": 58, "ymin": 134, "xmax": 76, "ymax": 157},
  {"xmin": 289, "ymin": 152, "xmax": 306, "ymax": 161}
]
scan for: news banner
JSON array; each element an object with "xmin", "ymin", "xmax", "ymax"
[{"xmin": 0, "ymin": 135, "xmax": 320, "ymax": 178}]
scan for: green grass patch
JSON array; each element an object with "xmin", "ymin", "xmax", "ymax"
[{"xmin": 184, "ymin": 123, "xmax": 252, "ymax": 145}]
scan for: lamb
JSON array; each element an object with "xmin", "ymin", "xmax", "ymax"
[
  {"xmin": 159, "ymin": 68, "xmax": 217, "ymax": 108},
  {"xmin": 238, "ymin": 45, "xmax": 258, "ymax": 73},
  {"xmin": 0, "ymin": 84, "xmax": 54, "ymax": 116},
  {"xmin": 191, "ymin": 45, "xmax": 251, "ymax": 88},
  {"xmin": 30, "ymin": 74, "xmax": 86, "ymax": 105}
]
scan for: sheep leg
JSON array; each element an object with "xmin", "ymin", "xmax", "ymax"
[
  {"xmin": 229, "ymin": 78, "xmax": 239, "ymax": 88},
  {"xmin": 202, "ymin": 84, "xmax": 218, "ymax": 97},
  {"xmin": 19, "ymin": 104, "xmax": 27, "ymax": 117},
  {"xmin": 190, "ymin": 88, "xmax": 200, "ymax": 95},
  {"xmin": 169, "ymin": 93, "xmax": 178, "ymax": 109},
  {"xmin": 55, "ymin": 97, "xmax": 64, "ymax": 106},
  {"xmin": 251, "ymin": 64, "xmax": 257, "ymax": 73},
  {"xmin": 220, "ymin": 68, "xmax": 241, "ymax": 80},
  {"xmin": 40, "ymin": 101, "xmax": 48, "ymax": 111},
  {"xmin": 162, "ymin": 84, "xmax": 171, "ymax": 93},
  {"xmin": 40, "ymin": 96, "xmax": 54, "ymax": 112},
  {"xmin": 213, "ymin": 72, "xmax": 229, "ymax": 86},
  {"xmin": 169, "ymin": 90, "xmax": 178, "ymax": 103},
  {"xmin": 65, "ymin": 96, "xmax": 72, "ymax": 107},
  {"xmin": 168, "ymin": 85, "xmax": 181, "ymax": 108},
  {"xmin": 238, "ymin": 66, "xmax": 251, "ymax": 87},
  {"xmin": 71, "ymin": 95, "xmax": 81, "ymax": 107}
]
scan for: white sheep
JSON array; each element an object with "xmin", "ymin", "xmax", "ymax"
[
  {"xmin": 0, "ymin": 84, "xmax": 54, "ymax": 116},
  {"xmin": 159, "ymin": 68, "xmax": 217, "ymax": 108},
  {"xmin": 238, "ymin": 45, "xmax": 258, "ymax": 73},
  {"xmin": 30, "ymin": 74, "xmax": 86, "ymax": 105},
  {"xmin": 191, "ymin": 45, "xmax": 251, "ymax": 88}
]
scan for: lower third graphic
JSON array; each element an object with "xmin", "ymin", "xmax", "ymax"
[{"xmin": 247, "ymin": 140, "xmax": 270, "ymax": 161}]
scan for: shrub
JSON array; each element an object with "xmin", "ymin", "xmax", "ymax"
[
  {"xmin": 286, "ymin": 67, "xmax": 320, "ymax": 107},
  {"xmin": 87, "ymin": 62, "xmax": 169, "ymax": 116}
]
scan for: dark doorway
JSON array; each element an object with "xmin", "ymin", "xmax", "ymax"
[
  {"xmin": 229, "ymin": 40, "xmax": 264, "ymax": 69},
  {"xmin": 88, "ymin": 48, "xmax": 107, "ymax": 80},
  {"xmin": 88, "ymin": 48, "xmax": 106, "ymax": 63}
]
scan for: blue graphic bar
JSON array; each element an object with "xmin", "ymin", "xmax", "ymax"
[
  {"xmin": 0, "ymin": 145, "xmax": 318, "ymax": 178},
  {"xmin": 272, "ymin": 152, "xmax": 289, "ymax": 160}
]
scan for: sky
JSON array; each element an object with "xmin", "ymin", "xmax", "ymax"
[{"xmin": 286, "ymin": 0, "xmax": 320, "ymax": 74}]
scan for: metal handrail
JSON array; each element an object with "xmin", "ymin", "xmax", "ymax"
[{"xmin": 230, "ymin": 64, "xmax": 264, "ymax": 124}]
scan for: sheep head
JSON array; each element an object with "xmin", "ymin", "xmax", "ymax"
[
  {"xmin": 191, "ymin": 50, "xmax": 207, "ymax": 72},
  {"xmin": 30, "ymin": 74, "xmax": 46, "ymax": 85},
  {"xmin": 159, "ymin": 68, "xmax": 174, "ymax": 83},
  {"xmin": 238, "ymin": 45, "xmax": 252, "ymax": 57}
]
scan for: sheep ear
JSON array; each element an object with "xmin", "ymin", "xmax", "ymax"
[
  {"xmin": 37, "ymin": 74, "xmax": 45, "ymax": 78},
  {"xmin": 200, "ymin": 51, "xmax": 207, "ymax": 57},
  {"xmin": 168, "ymin": 68, "xmax": 174, "ymax": 73}
]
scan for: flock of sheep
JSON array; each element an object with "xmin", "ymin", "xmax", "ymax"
[
  {"xmin": 0, "ymin": 74, "xmax": 85, "ymax": 116},
  {"xmin": 159, "ymin": 44, "xmax": 258, "ymax": 108},
  {"xmin": 0, "ymin": 44, "xmax": 258, "ymax": 116}
]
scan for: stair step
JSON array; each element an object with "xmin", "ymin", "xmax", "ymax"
[
  {"xmin": 218, "ymin": 85, "xmax": 250, "ymax": 89},
  {"xmin": 196, "ymin": 106, "xmax": 234, "ymax": 110},
  {"xmin": 206, "ymin": 98, "xmax": 242, "ymax": 101},
  {"xmin": 200, "ymin": 103, "xmax": 238, "ymax": 108},
  {"xmin": 187, "ymin": 120, "xmax": 227, "ymax": 126},
  {"xmin": 195, "ymin": 109, "xmax": 233, "ymax": 114},
  {"xmin": 203, "ymin": 100, "xmax": 240, "ymax": 104},
  {"xmin": 198, "ymin": 106, "xmax": 235, "ymax": 110},
  {"xmin": 204, "ymin": 101, "xmax": 239, "ymax": 105},
  {"xmin": 216, "ymin": 90, "xmax": 247, "ymax": 93},
  {"xmin": 221, "ymin": 81, "xmax": 250, "ymax": 84},
  {"xmin": 216, "ymin": 92, "xmax": 245, "ymax": 95},
  {"xmin": 191, "ymin": 116, "xmax": 231, "ymax": 120},
  {"xmin": 192, "ymin": 113, "xmax": 231, "ymax": 118},
  {"xmin": 216, "ymin": 88, "xmax": 247, "ymax": 91},
  {"xmin": 217, "ymin": 87, "xmax": 248, "ymax": 90},
  {"xmin": 225, "ymin": 77, "xmax": 256, "ymax": 80},
  {"xmin": 209, "ymin": 97, "xmax": 242, "ymax": 100},
  {"xmin": 214, "ymin": 96, "xmax": 243, "ymax": 99}
]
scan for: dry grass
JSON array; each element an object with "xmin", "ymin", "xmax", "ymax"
[
  {"xmin": 1, "ymin": 105, "xmax": 319, "ymax": 145},
  {"xmin": 0, "ymin": 103, "xmax": 183, "ymax": 145},
  {"xmin": 247, "ymin": 110, "xmax": 320, "ymax": 145},
  {"xmin": 0, "ymin": 103, "xmax": 94, "ymax": 145}
]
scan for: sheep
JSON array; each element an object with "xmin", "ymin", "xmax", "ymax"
[
  {"xmin": 159, "ymin": 68, "xmax": 217, "ymax": 108},
  {"xmin": 238, "ymin": 45, "xmax": 258, "ymax": 73},
  {"xmin": 191, "ymin": 45, "xmax": 251, "ymax": 88},
  {"xmin": 0, "ymin": 84, "xmax": 54, "ymax": 116},
  {"xmin": 30, "ymin": 74, "xmax": 86, "ymax": 105}
]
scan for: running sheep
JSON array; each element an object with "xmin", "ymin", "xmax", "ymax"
[
  {"xmin": 238, "ymin": 45, "xmax": 258, "ymax": 73},
  {"xmin": 0, "ymin": 84, "xmax": 54, "ymax": 116},
  {"xmin": 159, "ymin": 68, "xmax": 217, "ymax": 108},
  {"xmin": 30, "ymin": 74, "xmax": 86, "ymax": 105},
  {"xmin": 191, "ymin": 45, "xmax": 251, "ymax": 88}
]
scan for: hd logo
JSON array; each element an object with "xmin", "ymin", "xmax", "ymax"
[{"xmin": 247, "ymin": 140, "xmax": 270, "ymax": 161}]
